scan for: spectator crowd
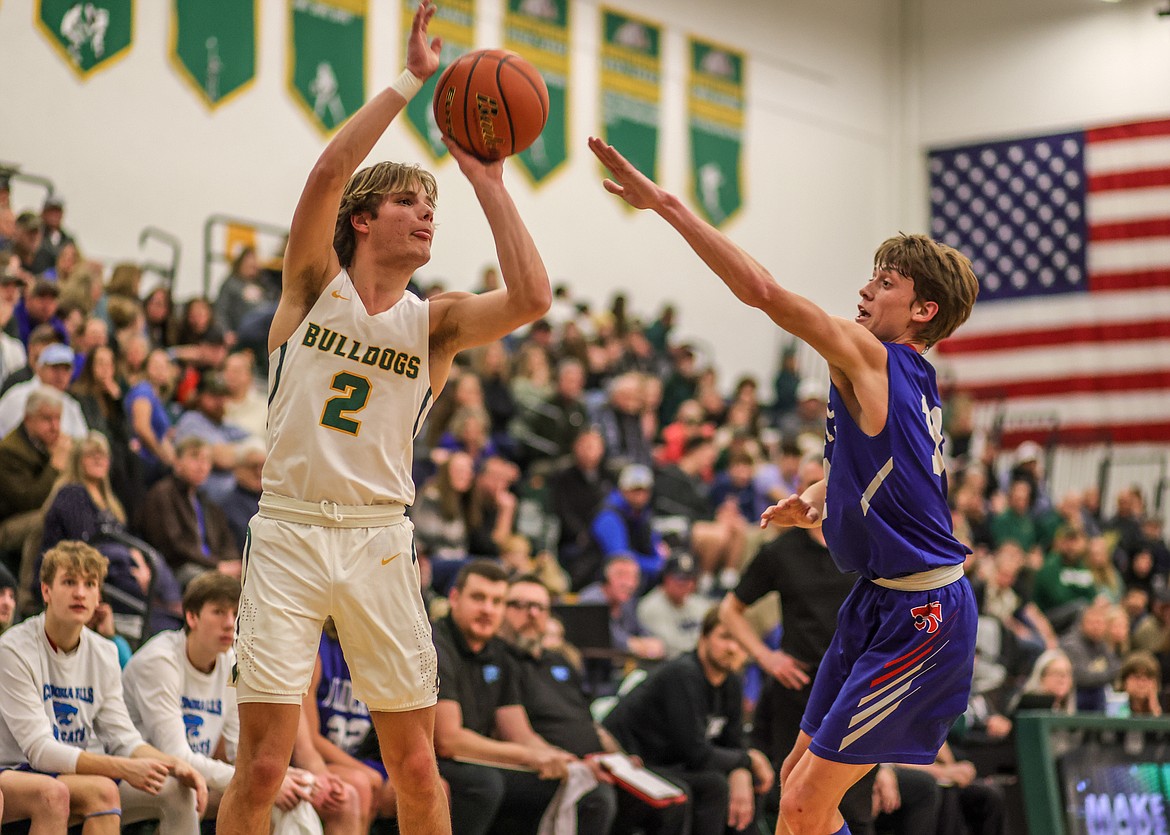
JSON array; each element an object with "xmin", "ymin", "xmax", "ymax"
[{"xmin": 2, "ymin": 175, "xmax": 1170, "ymax": 834}]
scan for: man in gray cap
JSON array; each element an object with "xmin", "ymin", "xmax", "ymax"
[
  {"xmin": 588, "ymin": 463, "xmax": 669, "ymax": 587},
  {"xmin": 31, "ymin": 194, "xmax": 75, "ymax": 274},
  {"xmin": 0, "ymin": 342, "xmax": 87, "ymax": 439}
]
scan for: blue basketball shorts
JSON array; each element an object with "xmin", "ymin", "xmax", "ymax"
[{"xmin": 800, "ymin": 575, "xmax": 977, "ymax": 765}]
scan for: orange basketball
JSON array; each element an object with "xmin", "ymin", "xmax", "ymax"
[{"xmin": 432, "ymin": 48, "xmax": 549, "ymax": 161}]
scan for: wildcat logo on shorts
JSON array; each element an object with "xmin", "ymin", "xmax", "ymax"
[{"xmin": 911, "ymin": 601, "xmax": 942, "ymax": 634}]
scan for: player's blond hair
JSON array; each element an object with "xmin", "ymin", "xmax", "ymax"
[
  {"xmin": 334, "ymin": 161, "xmax": 439, "ymax": 269},
  {"xmin": 41, "ymin": 540, "xmax": 108, "ymax": 586},
  {"xmin": 873, "ymin": 234, "xmax": 980, "ymax": 349}
]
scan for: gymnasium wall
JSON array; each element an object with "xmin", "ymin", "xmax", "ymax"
[{"xmin": 2, "ymin": 0, "xmax": 1168, "ymax": 390}]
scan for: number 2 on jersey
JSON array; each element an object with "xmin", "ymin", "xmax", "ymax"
[{"xmin": 320, "ymin": 371, "xmax": 372, "ymax": 435}]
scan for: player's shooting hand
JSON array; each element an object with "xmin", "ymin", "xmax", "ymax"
[
  {"xmin": 727, "ymin": 768, "xmax": 756, "ymax": 830},
  {"xmin": 761, "ymin": 648, "xmax": 811, "ymax": 689},
  {"xmin": 442, "ymin": 136, "xmax": 505, "ymax": 186},
  {"xmin": 406, "ymin": 0, "xmax": 442, "ymax": 81},
  {"xmin": 588, "ymin": 136, "xmax": 665, "ymax": 212},
  {"xmin": 759, "ymin": 495, "xmax": 821, "ymax": 530}
]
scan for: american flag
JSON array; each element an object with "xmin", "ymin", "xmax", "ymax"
[{"xmin": 930, "ymin": 117, "xmax": 1170, "ymax": 448}]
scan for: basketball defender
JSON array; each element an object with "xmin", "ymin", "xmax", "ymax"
[
  {"xmin": 588, "ymin": 137, "xmax": 979, "ymax": 835},
  {"xmin": 215, "ymin": 4, "xmax": 551, "ymax": 833}
]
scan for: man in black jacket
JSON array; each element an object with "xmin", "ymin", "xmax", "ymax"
[{"xmin": 602, "ymin": 607, "xmax": 774, "ymax": 834}]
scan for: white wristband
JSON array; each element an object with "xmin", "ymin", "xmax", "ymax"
[{"xmin": 389, "ymin": 69, "xmax": 424, "ymax": 102}]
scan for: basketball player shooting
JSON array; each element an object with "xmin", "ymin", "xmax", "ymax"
[
  {"xmin": 588, "ymin": 136, "xmax": 979, "ymax": 835},
  {"xmin": 216, "ymin": 3, "xmax": 551, "ymax": 833}
]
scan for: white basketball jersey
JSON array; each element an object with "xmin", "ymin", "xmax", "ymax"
[{"xmin": 264, "ymin": 271, "xmax": 432, "ymax": 506}]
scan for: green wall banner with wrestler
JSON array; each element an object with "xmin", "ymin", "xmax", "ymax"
[
  {"xmin": 504, "ymin": 0, "xmax": 569, "ymax": 185},
  {"xmin": 171, "ymin": 0, "xmax": 257, "ymax": 109},
  {"xmin": 401, "ymin": 0, "xmax": 475, "ymax": 161},
  {"xmin": 289, "ymin": 0, "xmax": 367, "ymax": 135},
  {"xmin": 687, "ymin": 37, "xmax": 745, "ymax": 227},
  {"xmin": 37, "ymin": 0, "xmax": 133, "ymax": 78},
  {"xmin": 599, "ymin": 8, "xmax": 661, "ymax": 186}
]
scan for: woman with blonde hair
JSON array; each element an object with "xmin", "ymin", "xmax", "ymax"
[
  {"xmin": 39, "ymin": 431, "xmax": 182, "ymax": 630},
  {"xmin": 1011, "ymin": 648, "xmax": 1077, "ymax": 715}
]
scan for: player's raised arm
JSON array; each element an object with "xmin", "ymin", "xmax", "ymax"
[
  {"xmin": 272, "ymin": 1, "xmax": 442, "ymax": 351},
  {"xmin": 428, "ymin": 139, "xmax": 551, "ymax": 365},
  {"xmin": 587, "ymin": 136, "xmax": 883, "ymax": 377}
]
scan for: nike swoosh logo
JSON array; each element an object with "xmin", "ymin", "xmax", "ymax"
[
  {"xmin": 331, "ymin": 289, "xmax": 350, "ymax": 301},
  {"xmin": 381, "ymin": 553, "xmax": 402, "ymax": 566}
]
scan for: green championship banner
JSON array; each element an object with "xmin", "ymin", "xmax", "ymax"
[
  {"xmin": 599, "ymin": 8, "xmax": 661, "ymax": 183},
  {"xmin": 37, "ymin": 0, "xmax": 133, "ymax": 78},
  {"xmin": 289, "ymin": 0, "xmax": 367, "ymax": 135},
  {"xmin": 401, "ymin": 0, "xmax": 475, "ymax": 161},
  {"xmin": 171, "ymin": 0, "xmax": 256, "ymax": 109},
  {"xmin": 687, "ymin": 37, "xmax": 745, "ymax": 226},
  {"xmin": 503, "ymin": 0, "xmax": 569, "ymax": 184}
]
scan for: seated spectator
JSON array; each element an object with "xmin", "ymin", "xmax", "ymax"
[
  {"xmin": 777, "ymin": 377, "xmax": 827, "ymax": 455},
  {"xmin": 219, "ymin": 439, "xmax": 266, "ymax": 555},
  {"xmin": 1112, "ymin": 650, "xmax": 1163, "ymax": 717},
  {"xmin": 215, "ymin": 247, "xmax": 275, "ymax": 342},
  {"xmin": 466, "ymin": 454, "xmax": 520, "ymax": 560},
  {"xmin": 510, "ymin": 356, "xmax": 588, "ymax": 469},
  {"xmin": 596, "ymin": 372, "xmax": 653, "ymax": 469},
  {"xmin": 303, "ymin": 618, "xmax": 402, "ymax": 831},
  {"xmin": 0, "ymin": 388, "xmax": 72, "ymax": 570},
  {"xmin": 636, "ymin": 553, "xmax": 708, "ymax": 658},
  {"xmin": 431, "ymin": 560, "xmax": 581, "ymax": 835},
  {"xmin": 13, "ymin": 277, "xmax": 70, "ymax": 347},
  {"xmin": 499, "ymin": 533, "xmax": 569, "ymax": 600},
  {"xmin": 1086, "ymin": 535, "xmax": 1124, "ymax": 603},
  {"xmin": 125, "ymin": 347, "xmax": 178, "ymax": 485},
  {"xmin": 70, "ymin": 342, "xmax": 140, "ymax": 507},
  {"xmin": 657, "ymin": 398, "xmax": 711, "ymax": 466},
  {"xmin": 546, "ymin": 428, "xmax": 612, "ymax": 588},
  {"xmin": 123, "ymin": 572, "xmax": 362, "ymax": 834},
  {"xmin": 975, "ymin": 543, "xmax": 1057, "ymax": 678},
  {"xmin": 1132, "ymin": 587, "xmax": 1170, "ymax": 690},
  {"xmin": 1060, "ymin": 600, "xmax": 1120, "ymax": 712},
  {"xmin": 1032, "ymin": 525, "xmax": 1096, "ymax": 634},
  {"xmin": 579, "ymin": 555, "xmax": 666, "ymax": 663},
  {"xmin": 900, "ymin": 742, "xmax": 1007, "ymax": 835},
  {"xmin": 0, "ymin": 272, "xmax": 28, "ymax": 386},
  {"xmin": 436, "ymin": 405, "xmax": 499, "ymax": 470},
  {"xmin": 471, "ymin": 341, "xmax": 517, "ymax": 454},
  {"xmin": 136, "ymin": 436, "xmax": 241, "ymax": 587},
  {"xmin": 1, "ymin": 322, "xmax": 60, "ymax": 396},
  {"xmin": 410, "ymin": 450, "xmax": 476, "ymax": 592},
  {"xmin": 989, "ymin": 478, "xmax": 1044, "ymax": 555},
  {"xmin": 1009, "ymin": 648, "xmax": 1077, "ymax": 716},
  {"xmin": 174, "ymin": 371, "xmax": 251, "ymax": 504},
  {"xmin": 39, "ymin": 430, "xmax": 182, "ymax": 631},
  {"xmin": 221, "ymin": 349, "xmax": 267, "ymax": 442},
  {"xmin": 143, "ymin": 286, "xmax": 178, "ymax": 350},
  {"xmin": 0, "ymin": 541, "xmax": 208, "ymax": 828},
  {"xmin": 590, "ymin": 463, "xmax": 670, "ymax": 587},
  {"xmin": 0, "ymin": 342, "xmax": 88, "ymax": 439},
  {"xmin": 871, "ymin": 763, "xmax": 943, "ymax": 835},
  {"xmin": 654, "ymin": 435, "xmax": 748, "ymax": 592},
  {"xmin": 31, "ymin": 195, "xmax": 74, "ymax": 275},
  {"xmin": 602, "ymin": 607, "xmax": 775, "ymax": 835}
]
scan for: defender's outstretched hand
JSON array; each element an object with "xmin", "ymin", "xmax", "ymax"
[
  {"xmin": 407, "ymin": 0, "xmax": 442, "ymax": 81},
  {"xmin": 760, "ymin": 494, "xmax": 822, "ymax": 529},
  {"xmin": 588, "ymin": 136, "xmax": 665, "ymax": 211}
]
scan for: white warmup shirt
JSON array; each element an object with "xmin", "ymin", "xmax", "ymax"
[
  {"xmin": 0, "ymin": 614, "xmax": 144, "ymax": 772},
  {"xmin": 122, "ymin": 630, "xmax": 238, "ymax": 792}
]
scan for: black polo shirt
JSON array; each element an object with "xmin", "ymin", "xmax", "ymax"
[
  {"xmin": 508, "ymin": 645, "xmax": 603, "ymax": 758},
  {"xmin": 431, "ymin": 615, "xmax": 520, "ymax": 738}
]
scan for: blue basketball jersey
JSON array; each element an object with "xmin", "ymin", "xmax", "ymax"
[
  {"xmin": 315, "ymin": 633, "xmax": 372, "ymax": 757},
  {"xmin": 822, "ymin": 342, "xmax": 969, "ymax": 580}
]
